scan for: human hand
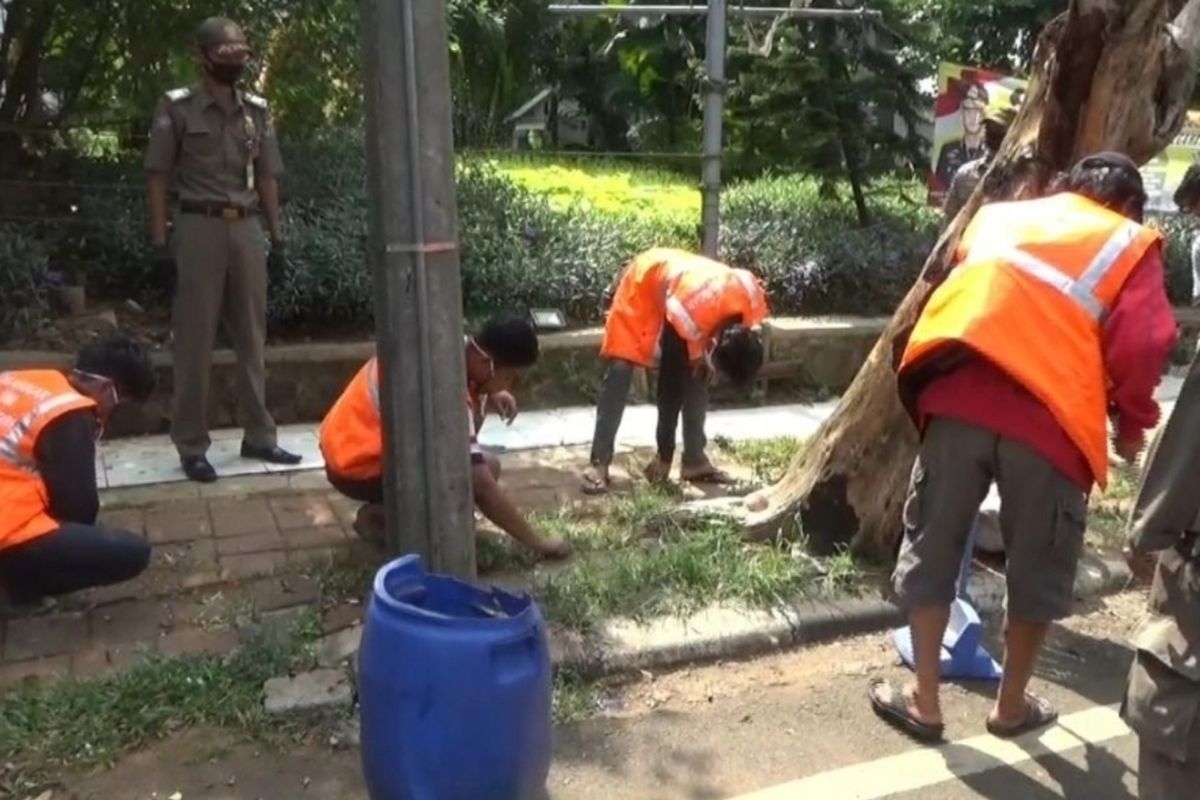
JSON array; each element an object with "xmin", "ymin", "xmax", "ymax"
[
  {"xmin": 489, "ymin": 391, "xmax": 519, "ymax": 425},
  {"xmin": 535, "ymin": 537, "xmax": 572, "ymax": 560},
  {"xmin": 1114, "ymin": 430, "xmax": 1145, "ymax": 463}
]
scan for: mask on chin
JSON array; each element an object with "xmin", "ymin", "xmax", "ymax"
[{"xmin": 205, "ymin": 61, "xmax": 246, "ymax": 87}]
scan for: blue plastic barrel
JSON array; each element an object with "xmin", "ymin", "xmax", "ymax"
[{"xmin": 358, "ymin": 555, "xmax": 553, "ymax": 800}]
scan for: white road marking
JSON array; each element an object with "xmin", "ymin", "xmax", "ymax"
[{"xmin": 727, "ymin": 704, "xmax": 1132, "ymax": 800}]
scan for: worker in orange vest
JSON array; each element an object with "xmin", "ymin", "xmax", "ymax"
[
  {"xmin": 0, "ymin": 335, "xmax": 156, "ymax": 614},
  {"xmin": 868, "ymin": 153, "xmax": 1177, "ymax": 743},
  {"xmin": 581, "ymin": 248, "xmax": 768, "ymax": 494},
  {"xmin": 320, "ymin": 317, "xmax": 570, "ymax": 560}
]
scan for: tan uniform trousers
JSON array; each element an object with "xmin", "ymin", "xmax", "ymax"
[{"xmin": 170, "ymin": 213, "xmax": 275, "ymax": 457}]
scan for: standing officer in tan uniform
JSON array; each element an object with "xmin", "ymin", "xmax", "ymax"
[
  {"xmin": 144, "ymin": 17, "xmax": 300, "ymax": 482},
  {"xmin": 1122, "ymin": 356, "xmax": 1200, "ymax": 797}
]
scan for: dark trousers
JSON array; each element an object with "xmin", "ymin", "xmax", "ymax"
[
  {"xmin": 589, "ymin": 351, "xmax": 708, "ymax": 468},
  {"xmin": 326, "ymin": 469, "xmax": 384, "ymax": 504},
  {"xmin": 0, "ymin": 523, "xmax": 150, "ymax": 604}
]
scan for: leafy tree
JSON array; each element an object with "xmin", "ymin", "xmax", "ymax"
[
  {"xmin": 725, "ymin": 0, "xmax": 927, "ymax": 224},
  {"xmin": 896, "ymin": 0, "xmax": 1062, "ymax": 75}
]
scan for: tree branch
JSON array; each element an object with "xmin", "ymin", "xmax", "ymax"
[{"xmin": 1170, "ymin": 0, "xmax": 1200, "ymax": 54}]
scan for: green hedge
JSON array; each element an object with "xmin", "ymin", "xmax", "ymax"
[{"xmin": 6, "ymin": 138, "xmax": 1196, "ymax": 344}]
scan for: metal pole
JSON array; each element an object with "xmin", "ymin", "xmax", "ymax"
[
  {"xmin": 700, "ymin": 0, "xmax": 727, "ymax": 258},
  {"xmin": 547, "ymin": 5, "xmax": 881, "ymax": 19},
  {"xmin": 360, "ymin": 0, "xmax": 476, "ymax": 577}
]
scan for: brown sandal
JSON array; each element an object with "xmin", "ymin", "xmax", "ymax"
[{"xmin": 868, "ymin": 679, "xmax": 945, "ymax": 743}]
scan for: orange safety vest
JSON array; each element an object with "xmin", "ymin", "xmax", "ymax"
[
  {"xmin": 600, "ymin": 247, "xmax": 769, "ymax": 367},
  {"xmin": 898, "ymin": 192, "xmax": 1162, "ymax": 489},
  {"xmin": 319, "ymin": 358, "xmax": 383, "ymax": 480},
  {"xmin": 319, "ymin": 356, "xmax": 483, "ymax": 481},
  {"xmin": 0, "ymin": 370, "xmax": 97, "ymax": 549}
]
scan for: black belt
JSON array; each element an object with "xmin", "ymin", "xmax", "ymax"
[{"xmin": 179, "ymin": 201, "xmax": 251, "ymax": 220}]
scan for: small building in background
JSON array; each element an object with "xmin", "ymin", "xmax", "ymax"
[{"xmin": 505, "ymin": 87, "xmax": 595, "ymax": 150}]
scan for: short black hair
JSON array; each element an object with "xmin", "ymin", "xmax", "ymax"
[
  {"xmin": 712, "ymin": 324, "xmax": 764, "ymax": 388},
  {"xmin": 962, "ymin": 81, "xmax": 988, "ymax": 105},
  {"xmin": 1175, "ymin": 163, "xmax": 1200, "ymax": 211},
  {"xmin": 75, "ymin": 335, "xmax": 156, "ymax": 402},
  {"xmin": 1062, "ymin": 152, "xmax": 1147, "ymax": 221},
  {"xmin": 475, "ymin": 317, "xmax": 540, "ymax": 368}
]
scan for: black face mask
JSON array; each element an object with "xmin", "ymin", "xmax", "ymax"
[{"xmin": 205, "ymin": 61, "xmax": 245, "ymax": 87}]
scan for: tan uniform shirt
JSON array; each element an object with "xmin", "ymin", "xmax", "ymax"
[{"xmin": 143, "ymin": 85, "xmax": 284, "ymax": 208}]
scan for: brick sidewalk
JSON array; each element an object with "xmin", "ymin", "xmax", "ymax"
[
  {"xmin": 0, "ymin": 442, "xmax": 755, "ymax": 689},
  {"xmin": 0, "ymin": 445, "xmax": 620, "ymax": 689}
]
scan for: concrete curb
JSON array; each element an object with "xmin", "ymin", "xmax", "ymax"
[{"xmin": 551, "ymin": 551, "xmax": 1133, "ymax": 679}]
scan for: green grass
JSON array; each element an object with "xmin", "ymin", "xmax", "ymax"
[
  {"xmin": 552, "ymin": 670, "xmax": 601, "ymax": 725},
  {"xmin": 489, "ymin": 155, "xmax": 700, "ymax": 224},
  {"xmin": 477, "ymin": 485, "xmax": 676, "ymax": 574},
  {"xmin": 1088, "ymin": 462, "xmax": 1140, "ymax": 550},
  {"xmin": 472, "ymin": 479, "xmax": 862, "ymax": 632},
  {"xmin": 0, "ymin": 612, "xmax": 325, "ymax": 796},
  {"xmin": 534, "ymin": 517, "xmax": 861, "ymax": 632},
  {"xmin": 715, "ymin": 436, "xmax": 806, "ymax": 484}
]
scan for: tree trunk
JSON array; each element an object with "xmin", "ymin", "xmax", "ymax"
[{"xmin": 681, "ymin": 0, "xmax": 1200, "ymax": 560}]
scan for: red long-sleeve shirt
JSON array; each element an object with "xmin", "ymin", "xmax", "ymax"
[{"xmin": 917, "ymin": 246, "xmax": 1178, "ymax": 491}]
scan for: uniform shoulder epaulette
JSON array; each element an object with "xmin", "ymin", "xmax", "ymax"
[
  {"xmin": 165, "ymin": 87, "xmax": 193, "ymax": 103},
  {"xmin": 243, "ymin": 91, "xmax": 268, "ymax": 109}
]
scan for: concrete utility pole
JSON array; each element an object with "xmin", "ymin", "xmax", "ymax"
[
  {"xmin": 359, "ymin": 0, "xmax": 475, "ymax": 577},
  {"xmin": 700, "ymin": 0, "xmax": 727, "ymax": 258}
]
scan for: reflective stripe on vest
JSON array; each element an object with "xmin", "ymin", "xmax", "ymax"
[
  {"xmin": 666, "ymin": 295, "xmax": 704, "ymax": 340},
  {"xmin": 732, "ymin": 270, "xmax": 760, "ymax": 307},
  {"xmin": 965, "ymin": 219, "xmax": 1142, "ymax": 322},
  {"xmin": 367, "ymin": 359, "xmax": 380, "ymax": 410},
  {"xmin": 0, "ymin": 392, "xmax": 87, "ymax": 473}
]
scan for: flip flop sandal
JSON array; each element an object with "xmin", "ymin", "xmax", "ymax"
[
  {"xmin": 868, "ymin": 679, "xmax": 945, "ymax": 743},
  {"xmin": 986, "ymin": 693, "xmax": 1059, "ymax": 738},
  {"xmin": 683, "ymin": 468, "xmax": 737, "ymax": 485},
  {"xmin": 580, "ymin": 470, "xmax": 611, "ymax": 496}
]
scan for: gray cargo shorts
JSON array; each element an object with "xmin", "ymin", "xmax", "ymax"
[{"xmin": 892, "ymin": 416, "xmax": 1088, "ymax": 623}]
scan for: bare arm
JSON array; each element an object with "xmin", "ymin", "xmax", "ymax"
[
  {"xmin": 471, "ymin": 462, "xmax": 565, "ymax": 557},
  {"xmin": 472, "ymin": 462, "xmax": 539, "ymax": 547}
]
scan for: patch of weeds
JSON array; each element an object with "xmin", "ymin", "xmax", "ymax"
[
  {"xmin": 478, "ymin": 486, "xmax": 675, "ymax": 575},
  {"xmin": 318, "ymin": 554, "xmax": 377, "ymax": 605},
  {"xmin": 552, "ymin": 670, "xmax": 600, "ymax": 725},
  {"xmin": 1087, "ymin": 462, "xmax": 1139, "ymax": 551},
  {"xmin": 534, "ymin": 517, "xmax": 859, "ymax": 632},
  {"xmin": 0, "ymin": 615, "xmax": 324, "ymax": 795},
  {"xmin": 714, "ymin": 436, "xmax": 806, "ymax": 484}
]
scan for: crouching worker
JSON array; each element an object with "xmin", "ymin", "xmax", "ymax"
[
  {"xmin": 581, "ymin": 248, "xmax": 768, "ymax": 494},
  {"xmin": 320, "ymin": 317, "xmax": 570, "ymax": 560},
  {"xmin": 0, "ymin": 336, "xmax": 156, "ymax": 613}
]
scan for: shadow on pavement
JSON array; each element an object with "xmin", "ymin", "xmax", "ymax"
[
  {"xmin": 955, "ymin": 618, "xmax": 1134, "ymax": 709},
  {"xmin": 551, "ymin": 710, "xmax": 723, "ymax": 800},
  {"xmin": 934, "ymin": 740, "xmax": 1137, "ymax": 800}
]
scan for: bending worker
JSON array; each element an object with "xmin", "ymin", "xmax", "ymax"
[
  {"xmin": 0, "ymin": 336, "xmax": 157, "ymax": 613},
  {"xmin": 320, "ymin": 317, "xmax": 570, "ymax": 560},
  {"xmin": 581, "ymin": 247, "xmax": 767, "ymax": 494},
  {"xmin": 868, "ymin": 152, "xmax": 1176, "ymax": 742}
]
